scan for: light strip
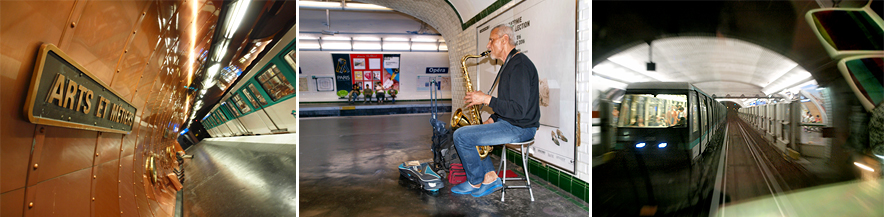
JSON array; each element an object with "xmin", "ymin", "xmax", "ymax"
[
  {"xmin": 854, "ymin": 162, "xmax": 875, "ymax": 172},
  {"xmin": 345, "ymin": 3, "xmax": 393, "ymax": 11},
  {"xmin": 225, "ymin": 0, "xmax": 251, "ymax": 39}
]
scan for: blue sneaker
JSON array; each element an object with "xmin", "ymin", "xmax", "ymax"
[
  {"xmin": 451, "ymin": 181, "xmax": 479, "ymax": 194},
  {"xmin": 471, "ymin": 178, "xmax": 503, "ymax": 197}
]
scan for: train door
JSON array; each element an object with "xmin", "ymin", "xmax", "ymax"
[
  {"xmin": 699, "ymin": 94, "xmax": 708, "ymax": 154},
  {"xmin": 689, "ymin": 91, "xmax": 701, "ymax": 159}
]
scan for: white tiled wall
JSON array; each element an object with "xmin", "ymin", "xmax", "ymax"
[{"xmin": 576, "ymin": 0, "xmax": 591, "ymax": 182}]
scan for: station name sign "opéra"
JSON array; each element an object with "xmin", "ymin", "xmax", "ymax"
[{"xmin": 24, "ymin": 44, "xmax": 137, "ymax": 134}]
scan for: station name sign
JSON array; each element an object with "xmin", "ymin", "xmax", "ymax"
[
  {"xmin": 426, "ymin": 67, "xmax": 448, "ymax": 74},
  {"xmin": 24, "ymin": 44, "xmax": 136, "ymax": 134}
]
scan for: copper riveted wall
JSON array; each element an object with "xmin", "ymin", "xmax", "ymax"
[{"xmin": 1, "ymin": 1, "xmax": 220, "ymax": 216}]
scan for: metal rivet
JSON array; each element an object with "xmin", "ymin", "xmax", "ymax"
[
  {"xmin": 93, "ymin": 175, "xmax": 96, "ymax": 179},
  {"xmin": 33, "ymin": 164, "xmax": 38, "ymax": 169},
  {"xmin": 92, "ymin": 197, "xmax": 95, "ymax": 201},
  {"xmin": 119, "ymin": 180, "xmax": 121, "ymax": 183},
  {"xmin": 68, "ymin": 117, "xmax": 71, "ymax": 121},
  {"xmin": 119, "ymin": 196, "xmax": 122, "ymax": 198},
  {"xmin": 70, "ymin": 22, "xmax": 75, "ymax": 28},
  {"xmin": 96, "ymin": 153, "xmax": 99, "ymax": 156},
  {"xmin": 28, "ymin": 202, "xmax": 34, "ymax": 208},
  {"xmin": 39, "ymin": 127, "xmax": 44, "ymax": 133}
]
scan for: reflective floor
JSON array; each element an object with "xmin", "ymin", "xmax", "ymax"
[
  {"xmin": 182, "ymin": 135, "xmax": 298, "ymax": 217},
  {"xmin": 299, "ymin": 113, "xmax": 588, "ymax": 216}
]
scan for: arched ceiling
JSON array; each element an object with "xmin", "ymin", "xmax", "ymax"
[
  {"xmin": 593, "ymin": 36, "xmax": 815, "ymax": 98},
  {"xmin": 592, "ymin": 0, "xmax": 841, "ymax": 91}
]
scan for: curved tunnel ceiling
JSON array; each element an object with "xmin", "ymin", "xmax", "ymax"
[{"xmin": 593, "ymin": 36, "xmax": 815, "ymax": 98}]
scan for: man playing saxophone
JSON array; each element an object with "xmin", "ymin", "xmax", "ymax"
[{"xmin": 451, "ymin": 24, "xmax": 540, "ymax": 197}]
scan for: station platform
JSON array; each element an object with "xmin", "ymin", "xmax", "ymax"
[
  {"xmin": 299, "ymin": 113, "xmax": 588, "ymax": 216},
  {"xmin": 299, "ymin": 100, "xmax": 452, "ymax": 117},
  {"xmin": 178, "ymin": 134, "xmax": 298, "ymax": 216}
]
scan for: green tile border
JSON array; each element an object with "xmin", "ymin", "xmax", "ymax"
[
  {"xmin": 508, "ymin": 169, "xmax": 588, "ymax": 211},
  {"xmin": 493, "ymin": 148, "xmax": 589, "ymax": 203}
]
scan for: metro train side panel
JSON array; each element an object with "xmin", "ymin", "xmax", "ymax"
[{"xmin": 202, "ymin": 41, "xmax": 298, "ymax": 137}]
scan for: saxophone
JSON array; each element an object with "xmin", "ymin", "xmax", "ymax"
[{"xmin": 452, "ymin": 50, "xmax": 494, "ymax": 159}]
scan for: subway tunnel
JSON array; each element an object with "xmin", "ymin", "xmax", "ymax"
[{"xmin": 1, "ymin": 0, "xmax": 882, "ymax": 217}]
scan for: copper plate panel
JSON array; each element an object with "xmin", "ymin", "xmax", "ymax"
[
  {"xmin": 1, "ymin": 188, "xmax": 26, "ymax": 217},
  {"xmin": 117, "ymin": 154, "xmax": 137, "ymax": 216},
  {"xmin": 134, "ymin": 152, "xmax": 154, "ymax": 217},
  {"xmin": 0, "ymin": 0, "xmax": 73, "ymax": 192},
  {"xmin": 95, "ymin": 132, "xmax": 124, "ymax": 166},
  {"xmin": 27, "ymin": 168, "xmax": 91, "ymax": 217},
  {"xmin": 92, "ymin": 159, "xmax": 121, "ymax": 217},
  {"xmin": 31, "ymin": 126, "xmax": 97, "ymax": 185},
  {"xmin": 66, "ymin": 0, "xmax": 148, "ymax": 86}
]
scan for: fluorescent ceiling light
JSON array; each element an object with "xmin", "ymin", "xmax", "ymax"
[
  {"xmin": 353, "ymin": 37, "xmax": 381, "ymax": 41},
  {"xmin": 224, "ymin": 0, "xmax": 251, "ymax": 38},
  {"xmin": 353, "ymin": 41, "xmax": 381, "ymax": 50},
  {"xmin": 298, "ymin": 34, "xmax": 318, "ymax": 40},
  {"xmin": 299, "ymin": 1, "xmax": 342, "ymax": 8},
  {"xmin": 344, "ymin": 3, "xmax": 392, "ymax": 11},
  {"xmin": 322, "ymin": 36, "xmax": 351, "ymax": 41},
  {"xmin": 384, "ymin": 37, "xmax": 409, "ymax": 42},
  {"xmin": 206, "ymin": 63, "xmax": 221, "ymax": 79},
  {"xmin": 411, "ymin": 42, "xmax": 438, "ymax": 50},
  {"xmin": 439, "ymin": 43, "xmax": 448, "ymax": 51},
  {"xmin": 383, "ymin": 42, "xmax": 410, "ymax": 50},
  {"xmin": 321, "ymin": 41, "xmax": 351, "ymax": 50},
  {"xmin": 411, "ymin": 37, "xmax": 438, "ymax": 42},
  {"xmin": 300, "ymin": 41, "xmax": 320, "ymax": 49}
]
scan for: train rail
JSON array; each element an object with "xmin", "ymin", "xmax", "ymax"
[{"xmin": 713, "ymin": 114, "xmax": 805, "ymax": 217}]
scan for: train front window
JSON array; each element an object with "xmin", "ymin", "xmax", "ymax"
[{"xmin": 617, "ymin": 94, "xmax": 687, "ymax": 128}]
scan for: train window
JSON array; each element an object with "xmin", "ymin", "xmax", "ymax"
[
  {"xmin": 283, "ymin": 49, "xmax": 297, "ymax": 72},
  {"xmin": 232, "ymin": 94, "xmax": 252, "ymax": 114},
  {"xmin": 700, "ymin": 96, "xmax": 707, "ymax": 133},
  {"xmin": 691, "ymin": 92, "xmax": 698, "ymax": 133},
  {"xmin": 247, "ymin": 83, "xmax": 269, "ymax": 107},
  {"xmin": 617, "ymin": 94, "xmax": 687, "ymax": 128},
  {"xmin": 226, "ymin": 100, "xmax": 242, "ymax": 117},
  {"xmin": 257, "ymin": 64, "xmax": 295, "ymax": 101},
  {"xmin": 242, "ymin": 91, "xmax": 259, "ymax": 109}
]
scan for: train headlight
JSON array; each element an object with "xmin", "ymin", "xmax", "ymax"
[
  {"xmin": 658, "ymin": 143, "xmax": 667, "ymax": 148},
  {"xmin": 636, "ymin": 142, "xmax": 646, "ymax": 148}
]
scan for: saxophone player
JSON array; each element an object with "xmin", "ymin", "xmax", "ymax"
[{"xmin": 452, "ymin": 24, "xmax": 540, "ymax": 197}]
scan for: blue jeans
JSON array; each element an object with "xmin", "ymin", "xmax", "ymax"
[{"xmin": 453, "ymin": 119, "xmax": 536, "ymax": 185}]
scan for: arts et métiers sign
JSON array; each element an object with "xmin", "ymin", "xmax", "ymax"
[{"xmin": 24, "ymin": 44, "xmax": 136, "ymax": 134}]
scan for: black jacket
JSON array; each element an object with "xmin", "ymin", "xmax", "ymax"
[{"xmin": 489, "ymin": 48, "xmax": 540, "ymax": 128}]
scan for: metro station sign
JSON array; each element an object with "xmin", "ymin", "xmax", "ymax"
[{"xmin": 24, "ymin": 44, "xmax": 136, "ymax": 134}]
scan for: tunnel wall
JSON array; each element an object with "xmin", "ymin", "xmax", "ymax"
[{"xmin": 1, "ymin": 1, "xmax": 218, "ymax": 216}]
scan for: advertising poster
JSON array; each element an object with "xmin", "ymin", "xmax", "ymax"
[
  {"xmin": 474, "ymin": 0, "xmax": 576, "ymax": 172},
  {"xmin": 383, "ymin": 54, "xmax": 401, "ymax": 94},
  {"xmin": 331, "ymin": 54, "xmax": 352, "ymax": 91}
]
